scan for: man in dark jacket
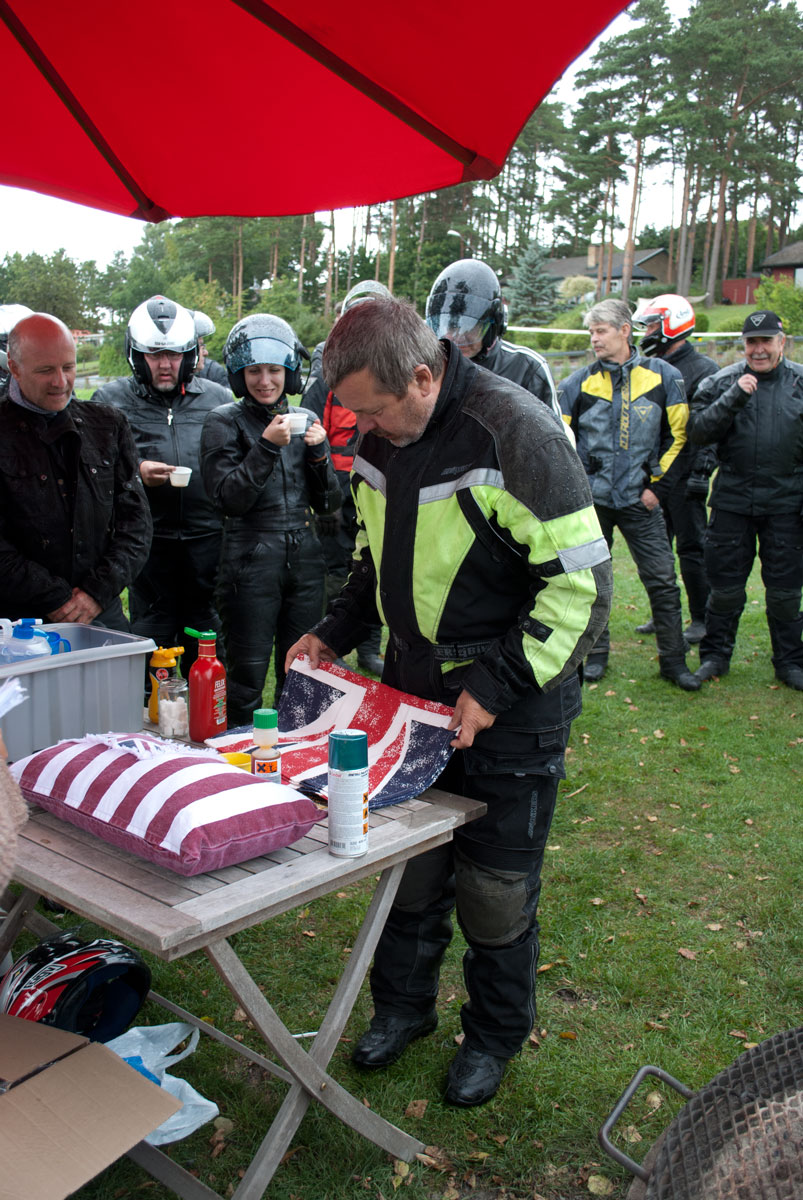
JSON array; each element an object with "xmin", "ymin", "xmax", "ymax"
[
  {"xmin": 0, "ymin": 314, "xmax": 151, "ymax": 628},
  {"xmin": 559, "ymin": 298, "xmax": 699, "ymax": 690},
  {"xmin": 93, "ymin": 297, "xmax": 230, "ymax": 669},
  {"xmin": 687, "ymin": 310, "xmax": 803, "ymax": 688},
  {"xmin": 425, "ymin": 258, "xmax": 565, "ymax": 428},
  {"xmin": 286, "ymin": 298, "xmax": 612, "ymax": 1107},
  {"xmin": 632, "ymin": 295, "xmax": 719, "ymax": 644}
]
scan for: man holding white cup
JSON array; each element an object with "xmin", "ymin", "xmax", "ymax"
[{"xmin": 93, "ymin": 296, "xmax": 231, "ymax": 673}]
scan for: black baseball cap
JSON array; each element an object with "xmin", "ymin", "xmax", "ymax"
[{"xmin": 742, "ymin": 310, "xmax": 784, "ymax": 337}]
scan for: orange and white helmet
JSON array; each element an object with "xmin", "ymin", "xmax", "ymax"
[{"xmin": 632, "ymin": 294, "xmax": 695, "ymax": 355}]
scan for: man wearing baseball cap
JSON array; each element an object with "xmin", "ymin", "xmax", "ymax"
[{"xmin": 687, "ymin": 310, "xmax": 803, "ymax": 688}]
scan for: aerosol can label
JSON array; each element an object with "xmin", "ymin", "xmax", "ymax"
[{"xmin": 327, "ymin": 766, "xmax": 369, "ymax": 857}]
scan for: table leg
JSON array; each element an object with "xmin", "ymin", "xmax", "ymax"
[
  {"xmin": 0, "ymin": 887, "xmax": 40, "ymax": 958},
  {"xmin": 206, "ymin": 861, "xmax": 425, "ymax": 1199}
]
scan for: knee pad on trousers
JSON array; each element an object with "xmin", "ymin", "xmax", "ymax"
[
  {"xmin": 709, "ymin": 586, "xmax": 746, "ymax": 614},
  {"xmin": 454, "ymin": 847, "xmax": 533, "ymax": 948},
  {"xmin": 765, "ymin": 588, "xmax": 802, "ymax": 623}
]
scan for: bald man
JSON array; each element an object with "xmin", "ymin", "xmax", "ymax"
[{"xmin": 0, "ymin": 314, "xmax": 152, "ymax": 627}]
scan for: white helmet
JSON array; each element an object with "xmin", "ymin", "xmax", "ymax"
[
  {"xmin": 192, "ymin": 310, "xmax": 216, "ymax": 338},
  {"xmin": 632, "ymin": 294, "xmax": 695, "ymax": 356},
  {"xmin": 126, "ymin": 296, "xmax": 198, "ymax": 387}
]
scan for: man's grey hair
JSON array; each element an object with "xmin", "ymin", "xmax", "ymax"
[
  {"xmin": 7, "ymin": 313, "xmax": 73, "ymax": 362},
  {"xmin": 323, "ymin": 298, "xmax": 444, "ymax": 396},
  {"xmin": 583, "ymin": 299, "xmax": 633, "ymax": 330}
]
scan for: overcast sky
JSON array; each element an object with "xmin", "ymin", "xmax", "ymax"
[{"xmin": 0, "ymin": 7, "xmax": 692, "ymax": 271}]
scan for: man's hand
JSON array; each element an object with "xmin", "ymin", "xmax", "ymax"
[
  {"xmin": 448, "ymin": 690, "xmax": 497, "ymax": 750},
  {"xmin": 140, "ymin": 460, "xmax": 175, "ymax": 486},
  {"xmin": 47, "ymin": 587, "xmax": 101, "ymax": 623},
  {"xmin": 284, "ymin": 632, "xmax": 338, "ymax": 673},
  {"xmin": 640, "ymin": 487, "xmax": 660, "ymax": 511},
  {"xmin": 737, "ymin": 374, "xmax": 758, "ymax": 395}
]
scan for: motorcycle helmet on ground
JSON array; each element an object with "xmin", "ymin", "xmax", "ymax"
[
  {"xmin": 632, "ymin": 294, "xmax": 695, "ymax": 356},
  {"xmin": 425, "ymin": 259, "xmax": 506, "ymax": 356},
  {"xmin": 126, "ymin": 295, "xmax": 198, "ymax": 388},
  {"xmin": 223, "ymin": 313, "xmax": 307, "ymax": 398},
  {"xmin": 0, "ymin": 929, "xmax": 151, "ymax": 1042},
  {"xmin": 0, "ymin": 303, "xmax": 34, "ymax": 373},
  {"xmin": 341, "ymin": 279, "xmax": 392, "ymax": 313}
]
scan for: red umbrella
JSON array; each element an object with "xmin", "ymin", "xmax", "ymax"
[{"xmin": 1, "ymin": 0, "xmax": 627, "ymax": 221}]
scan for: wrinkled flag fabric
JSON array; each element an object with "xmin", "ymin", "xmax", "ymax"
[{"xmin": 207, "ymin": 659, "xmax": 455, "ymax": 810}]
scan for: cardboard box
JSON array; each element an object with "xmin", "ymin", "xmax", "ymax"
[
  {"xmin": 0, "ymin": 1014, "xmax": 180, "ymax": 1200},
  {"xmin": 0, "ymin": 623, "xmax": 156, "ymax": 761}
]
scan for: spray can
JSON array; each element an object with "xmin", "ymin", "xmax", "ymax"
[
  {"xmin": 184, "ymin": 628, "xmax": 227, "ymax": 742},
  {"xmin": 251, "ymin": 708, "xmax": 281, "ymax": 778},
  {"xmin": 327, "ymin": 730, "xmax": 369, "ymax": 858},
  {"xmin": 147, "ymin": 645, "xmax": 184, "ymax": 725}
]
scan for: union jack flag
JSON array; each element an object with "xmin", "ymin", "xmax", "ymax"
[{"xmin": 207, "ymin": 659, "xmax": 455, "ymax": 810}]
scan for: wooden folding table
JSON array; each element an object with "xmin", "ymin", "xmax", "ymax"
[{"xmin": 1, "ymin": 787, "xmax": 484, "ymax": 1200}]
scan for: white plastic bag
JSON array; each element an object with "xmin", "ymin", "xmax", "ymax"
[{"xmin": 106, "ymin": 1021, "xmax": 219, "ymax": 1145}]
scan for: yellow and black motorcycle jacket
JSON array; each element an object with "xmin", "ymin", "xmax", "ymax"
[{"xmin": 316, "ymin": 343, "xmax": 612, "ymax": 752}]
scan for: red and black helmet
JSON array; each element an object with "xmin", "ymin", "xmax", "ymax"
[
  {"xmin": 0, "ymin": 929, "xmax": 151, "ymax": 1042},
  {"xmin": 632, "ymin": 294, "xmax": 696, "ymax": 355}
]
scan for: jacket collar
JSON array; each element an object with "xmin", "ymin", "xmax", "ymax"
[
  {"xmin": 428, "ymin": 340, "xmax": 475, "ymax": 430},
  {"xmin": 589, "ymin": 347, "xmax": 639, "ymax": 376}
]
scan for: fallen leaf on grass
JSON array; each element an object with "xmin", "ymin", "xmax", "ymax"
[
  {"xmin": 404, "ymin": 1099, "xmax": 428, "ymax": 1118},
  {"xmin": 588, "ymin": 1174, "xmax": 615, "ymax": 1195},
  {"xmin": 454, "ymin": 1031, "xmax": 465, "ymax": 1046},
  {"xmin": 623, "ymin": 1125, "xmax": 643, "ymax": 1144},
  {"xmin": 634, "ymin": 889, "xmax": 648, "ymax": 905},
  {"xmin": 706, "ymin": 922, "xmax": 724, "ymax": 931},
  {"xmin": 653, "ymin": 729, "xmax": 665, "ymax": 739},
  {"xmin": 590, "ymin": 897, "xmax": 605, "ymax": 906},
  {"xmin": 559, "ymin": 1030, "xmax": 577, "ymax": 1040},
  {"xmin": 393, "ymin": 1160, "xmax": 411, "ymax": 1179},
  {"xmin": 729, "ymin": 1029, "xmax": 749, "ymax": 1040},
  {"xmin": 441, "ymin": 1184, "xmax": 460, "ymax": 1200},
  {"xmin": 678, "ymin": 947, "xmax": 697, "ymax": 960},
  {"xmin": 232, "ymin": 1007, "xmax": 248, "ymax": 1023},
  {"xmin": 416, "ymin": 1146, "xmax": 454, "ymax": 1172},
  {"xmin": 645, "ymin": 1020, "xmax": 668, "ymax": 1031},
  {"xmin": 302, "ymin": 930, "xmax": 316, "ymax": 938},
  {"xmin": 646, "ymin": 1091, "xmax": 663, "ymax": 1110}
]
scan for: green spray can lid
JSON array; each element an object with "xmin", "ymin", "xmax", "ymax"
[
  {"xmin": 253, "ymin": 708, "xmax": 278, "ymax": 730},
  {"xmin": 328, "ymin": 729, "xmax": 368, "ymax": 771}
]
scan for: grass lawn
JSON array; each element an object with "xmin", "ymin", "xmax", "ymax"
[{"xmin": 34, "ymin": 534, "xmax": 801, "ymax": 1200}]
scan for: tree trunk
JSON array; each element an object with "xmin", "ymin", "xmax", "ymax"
[
  {"xmin": 701, "ymin": 187, "xmax": 715, "ymax": 301},
  {"xmin": 621, "ymin": 135, "xmax": 644, "ymax": 302},
  {"xmin": 745, "ymin": 185, "xmax": 758, "ymax": 278},
  {"xmin": 298, "ymin": 213, "xmax": 307, "ymax": 303},
  {"xmin": 605, "ymin": 193, "xmax": 616, "ymax": 297},
  {"xmin": 675, "ymin": 162, "xmax": 692, "ymax": 292},
  {"xmin": 765, "ymin": 197, "xmax": 774, "ymax": 260},
  {"xmin": 596, "ymin": 175, "xmax": 612, "ymax": 300},
  {"xmin": 387, "ymin": 200, "xmax": 397, "ymax": 293},
  {"xmin": 324, "ymin": 246, "xmax": 333, "ymax": 319},
  {"xmin": 236, "ymin": 221, "xmax": 244, "ymax": 320},
  {"xmin": 347, "ymin": 212, "xmax": 357, "ymax": 295}
]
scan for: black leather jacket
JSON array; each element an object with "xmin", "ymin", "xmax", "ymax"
[
  {"xmin": 688, "ymin": 357, "xmax": 803, "ymax": 515},
  {"xmin": 0, "ymin": 396, "xmax": 152, "ymax": 618},
  {"xmin": 200, "ymin": 397, "xmax": 341, "ymax": 534},
  {"xmin": 92, "ymin": 373, "xmax": 230, "ymax": 538}
]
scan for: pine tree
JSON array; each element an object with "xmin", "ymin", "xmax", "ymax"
[{"xmin": 508, "ymin": 243, "xmax": 559, "ymax": 323}]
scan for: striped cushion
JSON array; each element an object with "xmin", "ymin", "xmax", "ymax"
[{"xmin": 9, "ymin": 733, "xmax": 320, "ymax": 876}]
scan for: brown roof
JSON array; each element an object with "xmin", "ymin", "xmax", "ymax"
[
  {"xmin": 545, "ymin": 247, "xmax": 664, "ymax": 281},
  {"xmin": 760, "ymin": 240, "xmax": 803, "ymax": 268}
]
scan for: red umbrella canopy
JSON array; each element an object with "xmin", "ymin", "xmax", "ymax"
[{"xmin": 1, "ymin": 0, "xmax": 628, "ymax": 221}]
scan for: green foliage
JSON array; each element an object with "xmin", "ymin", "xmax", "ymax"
[
  {"xmin": 252, "ymin": 278, "xmax": 331, "ymax": 351},
  {"xmin": 98, "ymin": 339, "xmax": 128, "ymax": 379},
  {"xmin": 559, "ymin": 275, "xmax": 594, "ymax": 302},
  {"xmin": 0, "ymin": 248, "xmax": 86, "ymax": 326},
  {"xmin": 76, "ymin": 343, "xmax": 96, "ymax": 363},
  {"xmin": 508, "ymin": 241, "xmax": 560, "ymax": 323},
  {"xmin": 754, "ymin": 276, "xmax": 803, "ymax": 335},
  {"xmin": 694, "ymin": 311, "xmax": 709, "ymax": 332}
]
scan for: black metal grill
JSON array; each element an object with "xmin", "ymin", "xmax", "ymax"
[{"xmin": 645, "ymin": 1026, "xmax": 803, "ymax": 1199}]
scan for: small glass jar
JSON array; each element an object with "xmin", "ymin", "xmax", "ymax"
[{"xmin": 157, "ymin": 677, "xmax": 190, "ymax": 739}]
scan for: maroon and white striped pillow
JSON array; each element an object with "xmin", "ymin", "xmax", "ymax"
[{"xmin": 10, "ymin": 733, "xmax": 320, "ymax": 876}]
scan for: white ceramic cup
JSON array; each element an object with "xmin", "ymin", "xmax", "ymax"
[
  {"xmin": 287, "ymin": 411, "xmax": 308, "ymax": 436},
  {"xmin": 170, "ymin": 466, "xmax": 192, "ymax": 487}
]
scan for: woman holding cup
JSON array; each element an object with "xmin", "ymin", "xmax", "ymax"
[{"xmin": 200, "ymin": 314, "xmax": 340, "ymax": 725}]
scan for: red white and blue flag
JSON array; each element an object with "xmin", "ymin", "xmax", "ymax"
[{"xmin": 207, "ymin": 659, "xmax": 455, "ymax": 810}]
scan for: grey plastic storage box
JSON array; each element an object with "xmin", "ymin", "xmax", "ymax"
[{"xmin": 0, "ymin": 623, "xmax": 156, "ymax": 761}]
